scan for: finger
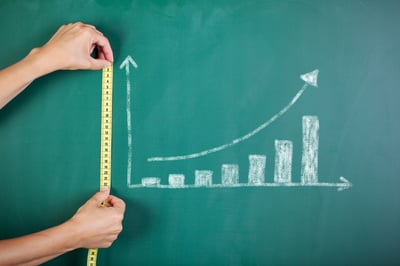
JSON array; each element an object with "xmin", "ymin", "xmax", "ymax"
[
  {"xmin": 107, "ymin": 196, "xmax": 126, "ymax": 212},
  {"xmin": 91, "ymin": 187, "xmax": 110, "ymax": 205},
  {"xmin": 90, "ymin": 44, "xmax": 96, "ymax": 54},
  {"xmin": 88, "ymin": 57, "xmax": 112, "ymax": 70},
  {"xmin": 98, "ymin": 50, "xmax": 106, "ymax": 60},
  {"xmin": 92, "ymin": 34, "xmax": 114, "ymax": 62},
  {"xmin": 84, "ymin": 23, "xmax": 96, "ymax": 30},
  {"xmin": 94, "ymin": 28, "xmax": 104, "ymax": 36}
]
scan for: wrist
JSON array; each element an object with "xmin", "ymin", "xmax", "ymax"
[
  {"xmin": 23, "ymin": 47, "xmax": 60, "ymax": 78},
  {"xmin": 58, "ymin": 219, "xmax": 84, "ymax": 251}
]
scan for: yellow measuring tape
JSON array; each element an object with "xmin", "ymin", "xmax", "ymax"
[{"xmin": 87, "ymin": 65, "xmax": 113, "ymax": 266}]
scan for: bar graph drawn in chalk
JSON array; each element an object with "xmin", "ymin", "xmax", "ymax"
[{"xmin": 120, "ymin": 56, "xmax": 352, "ymax": 191}]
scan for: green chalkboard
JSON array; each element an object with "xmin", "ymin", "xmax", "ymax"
[{"xmin": 1, "ymin": 0, "xmax": 400, "ymax": 265}]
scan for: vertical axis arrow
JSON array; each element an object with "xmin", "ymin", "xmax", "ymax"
[{"xmin": 120, "ymin": 55, "xmax": 138, "ymax": 187}]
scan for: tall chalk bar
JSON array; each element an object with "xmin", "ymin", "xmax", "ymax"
[
  {"xmin": 274, "ymin": 140, "xmax": 293, "ymax": 183},
  {"xmin": 221, "ymin": 164, "xmax": 239, "ymax": 185},
  {"xmin": 248, "ymin": 155, "xmax": 266, "ymax": 185},
  {"xmin": 301, "ymin": 116, "xmax": 319, "ymax": 184}
]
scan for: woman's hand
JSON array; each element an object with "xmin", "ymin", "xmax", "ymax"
[{"xmin": 33, "ymin": 22, "xmax": 114, "ymax": 71}]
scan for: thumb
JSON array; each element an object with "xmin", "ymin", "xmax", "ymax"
[
  {"xmin": 91, "ymin": 187, "xmax": 110, "ymax": 206},
  {"xmin": 88, "ymin": 58, "xmax": 112, "ymax": 70}
]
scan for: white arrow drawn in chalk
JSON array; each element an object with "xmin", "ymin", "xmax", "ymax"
[
  {"xmin": 308, "ymin": 176, "xmax": 353, "ymax": 191},
  {"xmin": 127, "ymin": 176, "xmax": 352, "ymax": 191},
  {"xmin": 245, "ymin": 176, "xmax": 353, "ymax": 191},
  {"xmin": 148, "ymin": 69, "xmax": 319, "ymax": 162},
  {"xmin": 120, "ymin": 55, "xmax": 138, "ymax": 187}
]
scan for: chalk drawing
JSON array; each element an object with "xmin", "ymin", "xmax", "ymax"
[
  {"xmin": 132, "ymin": 175, "xmax": 352, "ymax": 191},
  {"xmin": 274, "ymin": 140, "xmax": 293, "ymax": 183},
  {"xmin": 222, "ymin": 164, "xmax": 239, "ymax": 185},
  {"xmin": 142, "ymin": 177, "xmax": 161, "ymax": 187},
  {"xmin": 168, "ymin": 174, "xmax": 185, "ymax": 187},
  {"xmin": 300, "ymin": 69, "xmax": 318, "ymax": 87},
  {"xmin": 248, "ymin": 155, "xmax": 267, "ymax": 185},
  {"xmin": 147, "ymin": 69, "xmax": 319, "ymax": 162},
  {"xmin": 122, "ymin": 65, "xmax": 352, "ymax": 191},
  {"xmin": 301, "ymin": 116, "xmax": 319, "ymax": 184},
  {"xmin": 120, "ymin": 55, "xmax": 138, "ymax": 189},
  {"xmin": 195, "ymin": 170, "xmax": 213, "ymax": 186}
]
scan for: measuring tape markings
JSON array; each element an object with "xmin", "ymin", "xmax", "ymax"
[
  {"xmin": 87, "ymin": 65, "xmax": 113, "ymax": 266},
  {"xmin": 100, "ymin": 65, "xmax": 113, "ymax": 190}
]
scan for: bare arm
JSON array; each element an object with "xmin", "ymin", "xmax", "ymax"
[
  {"xmin": 0, "ymin": 188, "xmax": 125, "ymax": 266},
  {"xmin": 0, "ymin": 22, "xmax": 124, "ymax": 265},
  {"xmin": 0, "ymin": 22, "xmax": 113, "ymax": 109}
]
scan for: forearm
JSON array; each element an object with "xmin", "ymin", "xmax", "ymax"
[
  {"xmin": 0, "ymin": 221, "xmax": 80, "ymax": 265},
  {"xmin": 0, "ymin": 188, "xmax": 125, "ymax": 265},
  {"xmin": 0, "ymin": 22, "xmax": 114, "ymax": 110},
  {"xmin": 0, "ymin": 48, "xmax": 57, "ymax": 109}
]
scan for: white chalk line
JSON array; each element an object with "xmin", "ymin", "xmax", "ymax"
[
  {"xmin": 120, "ymin": 56, "xmax": 138, "ymax": 187},
  {"xmin": 126, "ymin": 69, "xmax": 132, "ymax": 186},
  {"xmin": 127, "ymin": 176, "xmax": 352, "ymax": 191}
]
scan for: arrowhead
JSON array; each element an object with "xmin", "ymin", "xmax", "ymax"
[
  {"xmin": 300, "ymin": 69, "xmax": 319, "ymax": 87},
  {"xmin": 338, "ymin": 176, "xmax": 352, "ymax": 191},
  {"xmin": 119, "ymin": 55, "xmax": 138, "ymax": 70}
]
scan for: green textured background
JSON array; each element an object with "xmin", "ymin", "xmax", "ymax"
[{"xmin": 0, "ymin": 1, "xmax": 399, "ymax": 265}]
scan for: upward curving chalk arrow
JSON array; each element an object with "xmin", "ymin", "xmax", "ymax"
[{"xmin": 148, "ymin": 69, "xmax": 319, "ymax": 162}]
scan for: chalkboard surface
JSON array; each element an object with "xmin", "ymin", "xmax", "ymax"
[{"xmin": 1, "ymin": 0, "xmax": 400, "ymax": 265}]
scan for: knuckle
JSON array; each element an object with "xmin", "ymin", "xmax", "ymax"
[
  {"xmin": 74, "ymin": 21, "xmax": 84, "ymax": 27},
  {"xmin": 81, "ymin": 28, "xmax": 93, "ymax": 36},
  {"xmin": 103, "ymin": 242, "xmax": 112, "ymax": 248},
  {"xmin": 117, "ymin": 224, "xmax": 123, "ymax": 233},
  {"xmin": 118, "ymin": 212, "xmax": 125, "ymax": 222}
]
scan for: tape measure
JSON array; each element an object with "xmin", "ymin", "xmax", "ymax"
[{"xmin": 87, "ymin": 65, "xmax": 113, "ymax": 266}]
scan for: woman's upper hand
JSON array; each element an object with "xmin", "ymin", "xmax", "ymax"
[{"xmin": 32, "ymin": 22, "xmax": 114, "ymax": 72}]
